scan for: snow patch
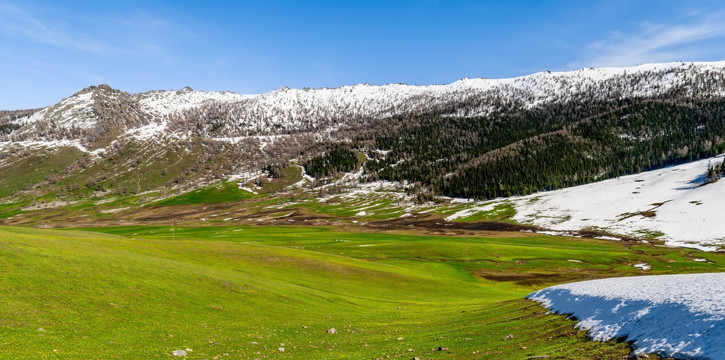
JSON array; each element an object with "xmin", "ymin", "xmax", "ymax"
[
  {"xmin": 1, "ymin": 139, "xmax": 88, "ymax": 153},
  {"xmin": 128, "ymin": 121, "xmax": 168, "ymax": 140},
  {"xmin": 99, "ymin": 207, "xmax": 130, "ymax": 214},
  {"xmin": 239, "ymin": 186, "xmax": 257, "ymax": 195},
  {"xmin": 445, "ymin": 203, "xmax": 496, "ymax": 221},
  {"xmin": 528, "ymin": 273, "xmax": 725, "ymax": 359}
]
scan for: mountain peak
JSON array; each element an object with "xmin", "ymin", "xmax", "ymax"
[
  {"xmin": 72, "ymin": 84, "xmax": 119, "ymax": 97},
  {"xmin": 88, "ymin": 84, "xmax": 114, "ymax": 92}
]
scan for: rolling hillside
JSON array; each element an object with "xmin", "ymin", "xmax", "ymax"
[{"xmin": 2, "ymin": 62, "xmax": 725, "ymax": 250}]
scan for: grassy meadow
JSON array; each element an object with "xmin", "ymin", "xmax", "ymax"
[
  {"xmin": 153, "ymin": 181, "xmax": 256, "ymax": 206},
  {"xmin": 1, "ymin": 224, "xmax": 722, "ymax": 359}
]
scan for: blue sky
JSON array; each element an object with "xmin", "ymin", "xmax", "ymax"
[{"xmin": 2, "ymin": 0, "xmax": 725, "ymax": 109}]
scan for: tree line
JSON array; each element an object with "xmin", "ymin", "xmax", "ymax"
[{"xmin": 358, "ymin": 97, "xmax": 725, "ymax": 199}]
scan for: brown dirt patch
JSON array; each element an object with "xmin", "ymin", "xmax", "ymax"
[{"xmin": 474, "ymin": 268, "xmax": 613, "ymax": 287}]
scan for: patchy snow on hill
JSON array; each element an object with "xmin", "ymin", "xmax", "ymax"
[
  {"xmin": 528, "ymin": 273, "xmax": 725, "ymax": 359},
  {"xmin": 13, "ymin": 91, "xmax": 97, "ymax": 131},
  {"xmin": 128, "ymin": 121, "xmax": 169, "ymax": 140},
  {"xmin": 193, "ymin": 61, "xmax": 725, "ymax": 131},
  {"xmin": 0, "ymin": 139, "xmax": 88, "ymax": 152},
  {"xmin": 502, "ymin": 154, "xmax": 725, "ymax": 251}
]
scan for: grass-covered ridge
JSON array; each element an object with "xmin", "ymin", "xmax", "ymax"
[
  {"xmin": 1, "ymin": 225, "xmax": 721, "ymax": 359},
  {"xmin": 153, "ymin": 180, "xmax": 255, "ymax": 205}
]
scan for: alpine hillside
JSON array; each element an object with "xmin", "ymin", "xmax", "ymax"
[{"xmin": 2, "ymin": 61, "xmax": 725, "ymax": 250}]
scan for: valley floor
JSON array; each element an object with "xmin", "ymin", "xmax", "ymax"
[{"xmin": 1, "ymin": 225, "xmax": 722, "ymax": 359}]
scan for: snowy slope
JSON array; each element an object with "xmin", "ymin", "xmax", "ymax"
[
  {"xmin": 11, "ymin": 91, "xmax": 98, "ymax": 131},
  {"xmin": 528, "ymin": 273, "xmax": 725, "ymax": 359},
  {"xmin": 184, "ymin": 61, "xmax": 725, "ymax": 134},
  {"xmin": 494, "ymin": 155, "xmax": 725, "ymax": 251},
  {"xmin": 137, "ymin": 87, "xmax": 254, "ymax": 118},
  {"xmin": 241, "ymin": 60, "xmax": 725, "ymax": 119}
]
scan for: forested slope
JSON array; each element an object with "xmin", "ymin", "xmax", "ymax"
[{"xmin": 360, "ymin": 97, "xmax": 725, "ymax": 199}]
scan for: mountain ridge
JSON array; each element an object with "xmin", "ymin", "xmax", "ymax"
[
  {"xmin": 3, "ymin": 60, "xmax": 725, "ymax": 208},
  {"xmin": 5, "ymin": 60, "xmax": 725, "ymax": 143}
]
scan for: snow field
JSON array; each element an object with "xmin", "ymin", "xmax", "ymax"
[{"xmin": 498, "ymin": 155, "xmax": 725, "ymax": 251}]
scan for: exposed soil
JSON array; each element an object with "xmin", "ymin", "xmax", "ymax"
[
  {"xmin": 475, "ymin": 269, "xmax": 617, "ymax": 287},
  {"xmin": 461, "ymin": 221, "xmax": 538, "ymax": 232},
  {"xmin": 365, "ymin": 214, "xmax": 537, "ymax": 232}
]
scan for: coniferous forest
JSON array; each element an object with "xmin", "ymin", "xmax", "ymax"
[
  {"xmin": 303, "ymin": 145, "xmax": 360, "ymax": 177},
  {"xmin": 356, "ymin": 97, "xmax": 725, "ymax": 199}
]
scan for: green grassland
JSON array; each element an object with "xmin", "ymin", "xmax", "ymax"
[
  {"xmin": 153, "ymin": 181, "xmax": 256, "ymax": 206},
  {"xmin": 1, "ymin": 225, "xmax": 721, "ymax": 359}
]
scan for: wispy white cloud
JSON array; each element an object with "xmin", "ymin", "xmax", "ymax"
[
  {"xmin": 0, "ymin": 4, "xmax": 112, "ymax": 55},
  {"xmin": 0, "ymin": 3, "xmax": 196, "ymax": 60},
  {"xmin": 571, "ymin": 11, "xmax": 725, "ymax": 68}
]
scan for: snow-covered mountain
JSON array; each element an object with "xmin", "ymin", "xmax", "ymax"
[{"xmin": 4, "ymin": 61, "xmax": 725, "ymax": 145}]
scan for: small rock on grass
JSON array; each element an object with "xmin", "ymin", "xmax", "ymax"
[
  {"xmin": 327, "ymin": 328, "xmax": 337, "ymax": 334},
  {"xmin": 172, "ymin": 349, "xmax": 187, "ymax": 357},
  {"xmin": 503, "ymin": 334, "xmax": 514, "ymax": 340}
]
